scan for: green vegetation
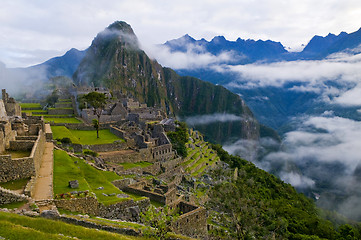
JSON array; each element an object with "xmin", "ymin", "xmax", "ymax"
[
  {"xmin": 44, "ymin": 117, "xmax": 82, "ymax": 124},
  {"xmin": 119, "ymin": 161, "xmax": 153, "ymax": 170},
  {"xmin": 51, "ymin": 126, "xmax": 123, "ymax": 145},
  {"xmin": 83, "ymin": 149, "xmax": 99, "ymax": 157},
  {"xmin": 0, "ymin": 211, "xmax": 144, "ymax": 240},
  {"xmin": 0, "ymin": 178, "xmax": 29, "ymax": 190},
  {"xmin": 167, "ymin": 121, "xmax": 188, "ymax": 157},
  {"xmin": 82, "ymin": 92, "xmax": 108, "ymax": 138},
  {"xmin": 0, "ymin": 201, "xmax": 27, "ymax": 209},
  {"xmin": 45, "ymin": 90, "xmax": 59, "ymax": 108},
  {"xmin": 19, "ymin": 103, "xmax": 41, "ymax": 109},
  {"xmin": 141, "ymin": 205, "xmax": 179, "ymax": 240},
  {"xmin": 208, "ymin": 144, "xmax": 361, "ymax": 239},
  {"xmin": 53, "ymin": 150, "xmax": 144, "ymax": 205}
]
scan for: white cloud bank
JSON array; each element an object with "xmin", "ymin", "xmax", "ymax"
[{"xmin": 184, "ymin": 113, "xmax": 243, "ymax": 125}]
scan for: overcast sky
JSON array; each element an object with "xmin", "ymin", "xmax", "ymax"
[{"xmin": 1, "ymin": 0, "xmax": 361, "ymax": 67}]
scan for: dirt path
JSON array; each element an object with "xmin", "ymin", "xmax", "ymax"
[{"xmin": 32, "ymin": 142, "xmax": 54, "ymax": 211}]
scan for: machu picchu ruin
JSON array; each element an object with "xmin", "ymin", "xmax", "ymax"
[{"xmin": 0, "ymin": 87, "xmax": 222, "ymax": 239}]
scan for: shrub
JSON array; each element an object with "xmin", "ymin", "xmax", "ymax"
[
  {"xmin": 83, "ymin": 149, "xmax": 98, "ymax": 157},
  {"xmin": 60, "ymin": 137, "xmax": 72, "ymax": 144}
]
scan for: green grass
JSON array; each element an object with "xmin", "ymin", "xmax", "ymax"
[
  {"xmin": 0, "ymin": 201, "xmax": 27, "ymax": 209},
  {"xmin": 53, "ymin": 150, "xmax": 142, "ymax": 205},
  {"xmin": 49, "ymin": 107, "xmax": 73, "ymax": 110},
  {"xmin": 51, "ymin": 126, "xmax": 81, "ymax": 144},
  {"xmin": 0, "ymin": 178, "xmax": 30, "ymax": 190},
  {"xmin": 58, "ymin": 99, "xmax": 72, "ymax": 102},
  {"xmin": 51, "ymin": 126, "xmax": 123, "ymax": 145},
  {"xmin": 44, "ymin": 117, "xmax": 82, "ymax": 124},
  {"xmin": 21, "ymin": 110, "xmax": 47, "ymax": 114},
  {"xmin": 19, "ymin": 103, "xmax": 41, "ymax": 109},
  {"xmin": 0, "ymin": 211, "xmax": 145, "ymax": 240},
  {"xmin": 119, "ymin": 161, "xmax": 153, "ymax": 170}
]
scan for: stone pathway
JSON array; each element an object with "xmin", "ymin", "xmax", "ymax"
[{"xmin": 32, "ymin": 141, "xmax": 55, "ymax": 212}]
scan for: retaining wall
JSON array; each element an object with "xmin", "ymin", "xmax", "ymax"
[
  {"xmin": 171, "ymin": 200, "xmax": 208, "ymax": 238},
  {"xmin": 0, "ymin": 130, "xmax": 45, "ymax": 183},
  {"xmin": 48, "ymin": 108, "xmax": 74, "ymax": 115},
  {"xmin": 0, "ymin": 186, "xmax": 28, "ymax": 205}
]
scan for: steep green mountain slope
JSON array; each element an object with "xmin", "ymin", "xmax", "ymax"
[{"xmin": 73, "ymin": 21, "xmax": 271, "ymax": 144}]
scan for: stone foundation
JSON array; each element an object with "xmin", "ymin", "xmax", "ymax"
[
  {"xmin": 0, "ymin": 186, "xmax": 28, "ymax": 205},
  {"xmin": 170, "ymin": 200, "xmax": 208, "ymax": 238}
]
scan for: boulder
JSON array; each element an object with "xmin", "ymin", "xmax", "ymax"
[{"xmin": 68, "ymin": 180, "xmax": 79, "ymax": 189}]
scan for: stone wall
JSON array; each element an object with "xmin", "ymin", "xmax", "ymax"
[
  {"xmin": 31, "ymin": 130, "xmax": 46, "ymax": 175},
  {"xmin": 24, "ymin": 176, "xmax": 36, "ymax": 197},
  {"xmin": 0, "ymin": 155, "xmax": 35, "ymax": 182},
  {"xmin": 9, "ymin": 140, "xmax": 34, "ymax": 151},
  {"xmin": 159, "ymin": 166, "xmax": 185, "ymax": 183},
  {"xmin": 171, "ymin": 200, "xmax": 208, "ymax": 238},
  {"xmin": 101, "ymin": 149, "xmax": 154, "ymax": 164},
  {"xmin": 48, "ymin": 108, "xmax": 74, "ymax": 115},
  {"xmin": 15, "ymin": 136, "xmax": 38, "ymax": 141},
  {"xmin": 85, "ymin": 142, "xmax": 127, "ymax": 152},
  {"xmin": 142, "ymin": 162, "xmax": 161, "ymax": 175},
  {"xmin": 0, "ymin": 186, "xmax": 28, "ymax": 205},
  {"xmin": 81, "ymin": 109, "xmax": 124, "ymax": 124},
  {"xmin": 161, "ymin": 157, "xmax": 182, "ymax": 172},
  {"xmin": 112, "ymin": 178, "xmax": 136, "ymax": 190},
  {"xmin": 125, "ymin": 187, "xmax": 165, "ymax": 204},
  {"xmin": 99, "ymin": 198, "xmax": 150, "ymax": 222},
  {"xmin": 125, "ymin": 184, "xmax": 177, "ymax": 205},
  {"xmin": 0, "ymin": 121, "xmax": 16, "ymax": 153},
  {"xmin": 0, "ymin": 130, "xmax": 45, "ymax": 183},
  {"xmin": 54, "ymin": 196, "xmax": 100, "ymax": 216},
  {"xmin": 54, "ymin": 196, "xmax": 150, "ymax": 222},
  {"xmin": 151, "ymin": 144, "xmax": 174, "ymax": 161},
  {"xmin": 110, "ymin": 126, "xmax": 126, "ymax": 139},
  {"xmin": 59, "ymin": 216, "xmax": 140, "ymax": 236}
]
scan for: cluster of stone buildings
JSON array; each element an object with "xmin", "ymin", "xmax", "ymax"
[
  {"xmin": 0, "ymin": 89, "xmax": 52, "ymax": 204},
  {"xmin": 79, "ymin": 88, "xmax": 166, "ymax": 123},
  {"xmin": 0, "ymin": 87, "xmax": 209, "ymax": 238}
]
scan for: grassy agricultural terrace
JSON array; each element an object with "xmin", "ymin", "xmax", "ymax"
[
  {"xmin": 51, "ymin": 126, "xmax": 124, "ymax": 145},
  {"xmin": 0, "ymin": 211, "xmax": 146, "ymax": 240},
  {"xmin": 53, "ymin": 150, "xmax": 146, "ymax": 206},
  {"xmin": 19, "ymin": 101, "xmax": 82, "ymax": 124}
]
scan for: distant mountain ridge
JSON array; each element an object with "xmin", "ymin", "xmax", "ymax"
[
  {"xmin": 29, "ymin": 48, "xmax": 87, "ymax": 79},
  {"xmin": 164, "ymin": 27, "xmax": 361, "ymax": 64},
  {"xmin": 164, "ymin": 34, "xmax": 287, "ymax": 64}
]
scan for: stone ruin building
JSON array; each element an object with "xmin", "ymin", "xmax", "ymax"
[
  {"xmin": 78, "ymin": 88, "xmax": 166, "ymax": 123},
  {"xmin": 0, "ymin": 89, "xmax": 52, "ymax": 206}
]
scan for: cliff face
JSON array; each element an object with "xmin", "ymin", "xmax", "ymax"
[{"xmin": 73, "ymin": 21, "xmax": 269, "ymax": 144}]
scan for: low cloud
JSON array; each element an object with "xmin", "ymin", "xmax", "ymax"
[
  {"xmin": 145, "ymin": 44, "xmax": 241, "ymax": 70},
  {"xmin": 261, "ymin": 115, "xmax": 361, "ymax": 219},
  {"xmin": 280, "ymin": 171, "xmax": 315, "ymax": 189},
  {"xmin": 184, "ymin": 113, "xmax": 244, "ymax": 126},
  {"xmin": 0, "ymin": 62, "xmax": 49, "ymax": 98}
]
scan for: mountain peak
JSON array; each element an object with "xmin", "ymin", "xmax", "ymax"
[
  {"xmin": 211, "ymin": 36, "xmax": 227, "ymax": 44},
  {"xmin": 95, "ymin": 21, "xmax": 139, "ymax": 50}
]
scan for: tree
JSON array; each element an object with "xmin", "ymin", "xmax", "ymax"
[
  {"xmin": 167, "ymin": 121, "xmax": 189, "ymax": 157},
  {"xmin": 92, "ymin": 119, "xmax": 100, "ymax": 138},
  {"xmin": 82, "ymin": 92, "xmax": 107, "ymax": 138},
  {"xmin": 140, "ymin": 205, "xmax": 178, "ymax": 240}
]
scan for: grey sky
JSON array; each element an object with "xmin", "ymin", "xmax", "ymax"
[{"xmin": 1, "ymin": 0, "xmax": 361, "ymax": 67}]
